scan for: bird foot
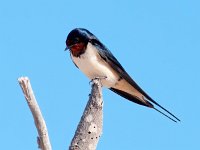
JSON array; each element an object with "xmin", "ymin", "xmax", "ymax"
[{"xmin": 89, "ymin": 76, "xmax": 107, "ymax": 86}]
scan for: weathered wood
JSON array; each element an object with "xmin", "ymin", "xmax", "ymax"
[{"xmin": 69, "ymin": 79, "xmax": 103, "ymax": 150}]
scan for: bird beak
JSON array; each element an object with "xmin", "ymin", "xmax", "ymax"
[{"xmin": 64, "ymin": 47, "xmax": 69, "ymax": 51}]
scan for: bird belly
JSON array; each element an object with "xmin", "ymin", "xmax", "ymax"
[{"xmin": 71, "ymin": 43, "xmax": 119, "ymax": 88}]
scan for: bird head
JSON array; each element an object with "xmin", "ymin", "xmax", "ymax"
[{"xmin": 65, "ymin": 28, "xmax": 94, "ymax": 57}]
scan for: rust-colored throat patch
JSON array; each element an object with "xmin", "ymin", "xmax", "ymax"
[{"xmin": 69, "ymin": 42, "xmax": 86, "ymax": 57}]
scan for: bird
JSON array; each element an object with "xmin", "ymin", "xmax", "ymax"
[{"xmin": 65, "ymin": 28, "xmax": 180, "ymax": 122}]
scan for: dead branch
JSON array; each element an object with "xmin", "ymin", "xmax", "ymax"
[
  {"xmin": 18, "ymin": 77, "xmax": 52, "ymax": 150},
  {"xmin": 69, "ymin": 79, "xmax": 103, "ymax": 150},
  {"xmin": 18, "ymin": 77, "xmax": 103, "ymax": 150}
]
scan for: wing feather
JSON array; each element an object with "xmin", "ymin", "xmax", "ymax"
[{"xmin": 89, "ymin": 38, "xmax": 180, "ymax": 122}]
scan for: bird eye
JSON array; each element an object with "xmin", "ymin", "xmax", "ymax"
[{"xmin": 73, "ymin": 37, "xmax": 80, "ymax": 43}]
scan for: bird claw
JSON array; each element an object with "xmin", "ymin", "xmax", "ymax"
[{"xmin": 89, "ymin": 76, "xmax": 107, "ymax": 86}]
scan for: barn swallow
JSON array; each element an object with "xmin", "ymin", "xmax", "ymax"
[{"xmin": 65, "ymin": 28, "xmax": 180, "ymax": 122}]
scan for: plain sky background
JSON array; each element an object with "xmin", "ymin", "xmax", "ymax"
[{"xmin": 0, "ymin": 0, "xmax": 199, "ymax": 149}]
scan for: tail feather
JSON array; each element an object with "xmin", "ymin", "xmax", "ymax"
[
  {"xmin": 110, "ymin": 88, "xmax": 180, "ymax": 122},
  {"xmin": 144, "ymin": 96, "xmax": 181, "ymax": 122},
  {"xmin": 153, "ymin": 107, "xmax": 178, "ymax": 122},
  {"xmin": 110, "ymin": 88, "xmax": 153, "ymax": 108}
]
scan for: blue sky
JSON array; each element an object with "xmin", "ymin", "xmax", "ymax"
[{"xmin": 0, "ymin": 0, "xmax": 200, "ymax": 149}]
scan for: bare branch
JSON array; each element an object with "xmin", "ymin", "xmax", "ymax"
[
  {"xmin": 69, "ymin": 79, "xmax": 103, "ymax": 150},
  {"xmin": 18, "ymin": 77, "xmax": 52, "ymax": 150}
]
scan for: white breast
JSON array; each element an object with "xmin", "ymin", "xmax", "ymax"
[{"xmin": 71, "ymin": 43, "xmax": 119, "ymax": 88}]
